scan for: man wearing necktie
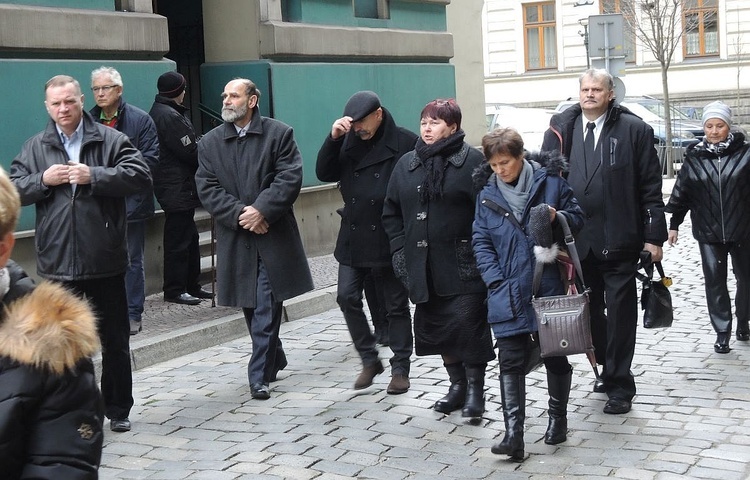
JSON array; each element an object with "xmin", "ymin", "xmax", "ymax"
[{"xmin": 542, "ymin": 69, "xmax": 667, "ymax": 415}]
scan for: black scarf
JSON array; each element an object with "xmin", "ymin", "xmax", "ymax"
[{"xmin": 415, "ymin": 130, "xmax": 466, "ymax": 202}]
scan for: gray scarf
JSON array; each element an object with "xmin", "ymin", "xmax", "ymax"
[{"xmin": 496, "ymin": 160, "xmax": 534, "ymax": 221}]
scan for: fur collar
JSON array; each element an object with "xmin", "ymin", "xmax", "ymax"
[{"xmin": 0, "ymin": 282, "xmax": 100, "ymax": 374}]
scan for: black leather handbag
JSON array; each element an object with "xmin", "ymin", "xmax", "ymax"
[{"xmin": 637, "ymin": 253, "xmax": 674, "ymax": 329}]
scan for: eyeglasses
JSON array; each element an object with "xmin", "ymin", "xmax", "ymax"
[{"xmin": 91, "ymin": 85, "xmax": 118, "ymax": 93}]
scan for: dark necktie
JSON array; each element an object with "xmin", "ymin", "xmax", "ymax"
[{"xmin": 584, "ymin": 122, "xmax": 596, "ymax": 177}]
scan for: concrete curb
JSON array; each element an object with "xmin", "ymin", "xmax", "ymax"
[{"xmin": 93, "ymin": 286, "xmax": 339, "ymax": 377}]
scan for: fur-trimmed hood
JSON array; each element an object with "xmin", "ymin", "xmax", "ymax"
[
  {"xmin": 472, "ymin": 150, "xmax": 569, "ymax": 191},
  {"xmin": 0, "ymin": 282, "xmax": 100, "ymax": 374}
]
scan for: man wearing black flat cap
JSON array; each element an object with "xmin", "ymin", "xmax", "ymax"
[
  {"xmin": 149, "ymin": 71, "xmax": 212, "ymax": 306},
  {"xmin": 316, "ymin": 91, "xmax": 417, "ymax": 394}
]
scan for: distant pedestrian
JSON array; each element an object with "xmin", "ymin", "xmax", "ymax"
[
  {"xmin": 11, "ymin": 74, "xmax": 151, "ymax": 433},
  {"xmin": 90, "ymin": 66, "xmax": 160, "ymax": 335},
  {"xmin": 666, "ymin": 101, "xmax": 750, "ymax": 353},
  {"xmin": 0, "ymin": 167, "xmax": 105, "ymax": 479},
  {"xmin": 149, "ymin": 71, "xmax": 213, "ymax": 306},
  {"xmin": 383, "ymin": 98, "xmax": 495, "ymax": 419},
  {"xmin": 316, "ymin": 91, "xmax": 416, "ymax": 394},
  {"xmin": 196, "ymin": 78, "xmax": 313, "ymax": 400}
]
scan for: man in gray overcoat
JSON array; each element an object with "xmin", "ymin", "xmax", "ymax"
[{"xmin": 196, "ymin": 78, "xmax": 313, "ymax": 400}]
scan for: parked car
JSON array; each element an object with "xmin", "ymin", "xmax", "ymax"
[
  {"xmin": 486, "ymin": 105, "xmax": 556, "ymax": 152},
  {"xmin": 555, "ymin": 96, "xmax": 703, "ymax": 147}
]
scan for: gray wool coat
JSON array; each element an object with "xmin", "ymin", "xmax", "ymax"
[{"xmin": 196, "ymin": 108, "xmax": 313, "ymax": 308}]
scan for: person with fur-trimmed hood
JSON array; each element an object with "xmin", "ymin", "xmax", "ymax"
[
  {"xmin": 0, "ymin": 167, "xmax": 104, "ymax": 479},
  {"xmin": 472, "ymin": 128, "xmax": 584, "ymax": 461}
]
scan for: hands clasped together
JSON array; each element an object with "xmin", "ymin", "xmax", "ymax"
[{"xmin": 43, "ymin": 162, "xmax": 91, "ymax": 187}]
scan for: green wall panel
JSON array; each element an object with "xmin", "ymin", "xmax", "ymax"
[
  {"xmin": 201, "ymin": 62, "xmax": 455, "ymax": 189},
  {"xmin": 283, "ymin": 0, "xmax": 446, "ymax": 31},
  {"xmin": 0, "ymin": 59, "xmax": 175, "ymax": 231},
  {"xmin": 2, "ymin": 0, "xmax": 113, "ymax": 10}
]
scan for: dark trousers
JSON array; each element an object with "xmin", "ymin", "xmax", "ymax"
[
  {"xmin": 699, "ymin": 241, "xmax": 750, "ymax": 334},
  {"xmin": 125, "ymin": 220, "xmax": 146, "ymax": 321},
  {"xmin": 337, "ymin": 264, "xmax": 413, "ymax": 375},
  {"xmin": 163, "ymin": 209, "xmax": 201, "ymax": 298},
  {"xmin": 242, "ymin": 259, "xmax": 284, "ymax": 386},
  {"xmin": 582, "ymin": 254, "xmax": 639, "ymax": 401},
  {"xmin": 64, "ymin": 274, "xmax": 133, "ymax": 421},
  {"xmin": 496, "ymin": 334, "xmax": 570, "ymax": 375}
]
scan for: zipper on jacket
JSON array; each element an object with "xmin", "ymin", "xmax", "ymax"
[{"xmin": 718, "ymin": 156, "xmax": 726, "ymax": 243}]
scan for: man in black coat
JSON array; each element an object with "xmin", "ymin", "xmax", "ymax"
[
  {"xmin": 149, "ymin": 71, "xmax": 212, "ymax": 306},
  {"xmin": 316, "ymin": 91, "xmax": 417, "ymax": 394},
  {"xmin": 90, "ymin": 66, "xmax": 159, "ymax": 335},
  {"xmin": 541, "ymin": 69, "xmax": 667, "ymax": 415}
]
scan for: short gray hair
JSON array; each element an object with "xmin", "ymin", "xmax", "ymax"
[
  {"xmin": 579, "ymin": 68, "xmax": 614, "ymax": 91},
  {"xmin": 91, "ymin": 66, "xmax": 123, "ymax": 87}
]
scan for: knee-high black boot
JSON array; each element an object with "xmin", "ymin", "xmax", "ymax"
[
  {"xmin": 434, "ymin": 362, "xmax": 466, "ymax": 413},
  {"xmin": 462, "ymin": 363, "xmax": 486, "ymax": 418},
  {"xmin": 492, "ymin": 374, "xmax": 525, "ymax": 461},
  {"xmin": 544, "ymin": 368, "xmax": 572, "ymax": 445}
]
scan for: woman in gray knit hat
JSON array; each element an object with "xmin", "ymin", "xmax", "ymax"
[{"xmin": 666, "ymin": 101, "xmax": 750, "ymax": 353}]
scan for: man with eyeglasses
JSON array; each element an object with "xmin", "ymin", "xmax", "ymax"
[
  {"xmin": 148, "ymin": 71, "xmax": 213, "ymax": 306},
  {"xmin": 10, "ymin": 74, "xmax": 151, "ymax": 433},
  {"xmin": 90, "ymin": 66, "xmax": 159, "ymax": 336}
]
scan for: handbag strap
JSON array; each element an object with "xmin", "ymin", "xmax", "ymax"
[
  {"xmin": 533, "ymin": 211, "xmax": 588, "ymax": 296},
  {"xmin": 480, "ymin": 198, "xmax": 524, "ymax": 231}
]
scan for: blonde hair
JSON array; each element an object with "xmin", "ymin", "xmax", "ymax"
[{"xmin": 0, "ymin": 168, "xmax": 20, "ymax": 237}]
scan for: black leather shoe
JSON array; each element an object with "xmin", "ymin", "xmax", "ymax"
[
  {"xmin": 603, "ymin": 398, "xmax": 631, "ymax": 414},
  {"xmin": 188, "ymin": 287, "xmax": 214, "ymax": 299},
  {"xmin": 714, "ymin": 332, "xmax": 731, "ymax": 353},
  {"xmin": 110, "ymin": 418, "xmax": 131, "ymax": 432},
  {"xmin": 737, "ymin": 327, "xmax": 750, "ymax": 342},
  {"xmin": 164, "ymin": 293, "xmax": 201, "ymax": 305},
  {"xmin": 593, "ymin": 378, "xmax": 606, "ymax": 393},
  {"xmin": 250, "ymin": 383, "xmax": 271, "ymax": 400},
  {"xmin": 269, "ymin": 354, "xmax": 288, "ymax": 383}
]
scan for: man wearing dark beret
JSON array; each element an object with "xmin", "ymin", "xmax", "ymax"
[{"xmin": 316, "ymin": 91, "xmax": 417, "ymax": 394}]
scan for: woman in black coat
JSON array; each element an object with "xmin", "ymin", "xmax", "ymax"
[
  {"xmin": 383, "ymin": 99, "xmax": 495, "ymax": 420},
  {"xmin": 0, "ymin": 169, "xmax": 104, "ymax": 479},
  {"xmin": 666, "ymin": 101, "xmax": 750, "ymax": 353}
]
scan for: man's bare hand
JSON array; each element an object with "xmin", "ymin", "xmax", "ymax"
[
  {"xmin": 667, "ymin": 230, "xmax": 679, "ymax": 246},
  {"xmin": 643, "ymin": 242, "xmax": 663, "ymax": 262},
  {"xmin": 42, "ymin": 164, "xmax": 71, "ymax": 186},
  {"xmin": 331, "ymin": 116, "xmax": 354, "ymax": 140},
  {"xmin": 67, "ymin": 162, "xmax": 91, "ymax": 185},
  {"xmin": 239, "ymin": 205, "xmax": 269, "ymax": 234}
]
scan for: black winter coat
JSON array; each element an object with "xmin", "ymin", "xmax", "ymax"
[
  {"xmin": 91, "ymin": 99, "xmax": 159, "ymax": 221},
  {"xmin": 148, "ymin": 95, "xmax": 202, "ymax": 212},
  {"xmin": 0, "ymin": 261, "xmax": 104, "ymax": 479},
  {"xmin": 666, "ymin": 131, "xmax": 750, "ymax": 243},
  {"xmin": 11, "ymin": 112, "xmax": 152, "ymax": 281},
  {"xmin": 316, "ymin": 108, "xmax": 417, "ymax": 267},
  {"xmin": 542, "ymin": 102, "xmax": 667, "ymax": 258},
  {"xmin": 383, "ymin": 142, "xmax": 486, "ymax": 304}
]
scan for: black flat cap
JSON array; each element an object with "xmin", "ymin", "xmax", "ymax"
[{"xmin": 343, "ymin": 91, "xmax": 381, "ymax": 122}]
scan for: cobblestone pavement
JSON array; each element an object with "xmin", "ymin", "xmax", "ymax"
[{"xmin": 100, "ymin": 212, "xmax": 750, "ymax": 479}]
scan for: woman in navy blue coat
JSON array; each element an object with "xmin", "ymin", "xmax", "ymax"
[{"xmin": 472, "ymin": 128, "xmax": 584, "ymax": 461}]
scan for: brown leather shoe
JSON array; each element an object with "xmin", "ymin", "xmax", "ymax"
[
  {"xmin": 387, "ymin": 374, "xmax": 410, "ymax": 395},
  {"xmin": 354, "ymin": 361, "xmax": 384, "ymax": 389}
]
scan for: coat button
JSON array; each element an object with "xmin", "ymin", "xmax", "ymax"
[
  {"xmin": 371, "ymin": 225, "xmax": 376, "ymax": 231},
  {"xmin": 351, "ymin": 224, "xmax": 357, "ymax": 230},
  {"xmin": 417, "ymin": 240, "xmax": 428, "ymax": 248},
  {"xmin": 417, "ymin": 212, "xmax": 427, "ymax": 220},
  {"xmin": 370, "ymin": 199, "xmax": 376, "ymax": 205},
  {"xmin": 374, "ymin": 173, "xmax": 380, "ymax": 178},
  {"xmin": 351, "ymin": 198, "xmax": 357, "ymax": 204},
  {"xmin": 354, "ymin": 172, "xmax": 360, "ymax": 177}
]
